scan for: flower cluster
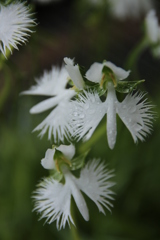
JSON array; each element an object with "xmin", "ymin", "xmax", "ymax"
[
  {"xmin": 0, "ymin": 0, "xmax": 156, "ymax": 234},
  {"xmin": 23, "ymin": 55, "xmax": 155, "ymax": 229},
  {"xmin": 23, "ymin": 58, "xmax": 154, "ymax": 149}
]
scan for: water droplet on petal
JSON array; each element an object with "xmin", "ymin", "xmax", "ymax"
[
  {"xmin": 73, "ymin": 111, "xmax": 78, "ymax": 117},
  {"xmin": 79, "ymin": 113, "xmax": 85, "ymax": 119},
  {"xmin": 130, "ymin": 106, "xmax": 136, "ymax": 113},
  {"xmin": 84, "ymin": 103, "xmax": 89, "ymax": 110}
]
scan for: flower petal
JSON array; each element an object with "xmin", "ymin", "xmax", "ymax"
[
  {"xmin": 106, "ymin": 84, "xmax": 118, "ymax": 149},
  {"xmin": 33, "ymin": 100, "xmax": 73, "ymax": 142},
  {"xmin": 85, "ymin": 62, "xmax": 103, "ymax": 83},
  {"xmin": 30, "ymin": 96, "xmax": 62, "ymax": 114},
  {"xmin": 57, "ymin": 144, "xmax": 75, "ymax": 160},
  {"xmin": 105, "ymin": 61, "xmax": 130, "ymax": 80},
  {"xmin": 70, "ymin": 90, "xmax": 106, "ymax": 141},
  {"xmin": 33, "ymin": 177, "xmax": 74, "ymax": 229},
  {"xmin": 76, "ymin": 159, "xmax": 115, "ymax": 214},
  {"xmin": 21, "ymin": 66, "xmax": 69, "ymax": 96},
  {"xmin": 30, "ymin": 90, "xmax": 74, "ymax": 114},
  {"xmin": 63, "ymin": 169, "xmax": 89, "ymax": 221},
  {"xmin": 85, "ymin": 61, "xmax": 130, "ymax": 83},
  {"xmin": 64, "ymin": 57, "xmax": 85, "ymax": 89},
  {"xmin": 41, "ymin": 149, "xmax": 55, "ymax": 170},
  {"xmin": 117, "ymin": 91, "xmax": 155, "ymax": 143}
]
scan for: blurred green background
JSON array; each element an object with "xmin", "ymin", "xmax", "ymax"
[{"xmin": 0, "ymin": 0, "xmax": 160, "ymax": 239}]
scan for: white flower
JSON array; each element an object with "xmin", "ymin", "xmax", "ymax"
[
  {"xmin": 109, "ymin": 0, "xmax": 153, "ymax": 19},
  {"xmin": 64, "ymin": 57, "xmax": 85, "ymax": 90},
  {"xmin": 0, "ymin": 2, "xmax": 35, "ymax": 57},
  {"xmin": 145, "ymin": 10, "xmax": 160, "ymax": 43},
  {"xmin": 145, "ymin": 10, "xmax": 160, "ymax": 58},
  {"xmin": 21, "ymin": 66, "xmax": 75, "ymax": 142},
  {"xmin": 71, "ymin": 62, "xmax": 154, "ymax": 149},
  {"xmin": 33, "ymin": 145, "xmax": 115, "ymax": 229}
]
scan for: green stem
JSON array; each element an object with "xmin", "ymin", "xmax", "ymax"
[
  {"xmin": 78, "ymin": 121, "xmax": 106, "ymax": 154},
  {"xmin": 0, "ymin": 65, "xmax": 12, "ymax": 112},
  {"xmin": 125, "ymin": 37, "xmax": 148, "ymax": 74},
  {"xmin": 70, "ymin": 202, "xmax": 81, "ymax": 240},
  {"xmin": 70, "ymin": 224, "xmax": 81, "ymax": 240}
]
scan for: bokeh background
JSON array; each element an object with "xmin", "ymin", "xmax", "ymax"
[{"xmin": 0, "ymin": 0, "xmax": 160, "ymax": 239}]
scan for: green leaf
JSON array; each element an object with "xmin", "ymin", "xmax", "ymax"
[
  {"xmin": 116, "ymin": 80, "xmax": 145, "ymax": 93},
  {"xmin": 85, "ymin": 81, "xmax": 107, "ymax": 96},
  {"xmin": 70, "ymin": 149, "xmax": 90, "ymax": 170}
]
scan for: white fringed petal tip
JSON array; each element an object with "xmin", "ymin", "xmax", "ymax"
[
  {"xmin": 33, "ymin": 159, "xmax": 115, "ymax": 229},
  {"xmin": 21, "ymin": 66, "xmax": 69, "ymax": 96},
  {"xmin": 0, "ymin": 2, "xmax": 36, "ymax": 57}
]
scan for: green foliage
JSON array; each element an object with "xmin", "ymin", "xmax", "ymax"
[
  {"xmin": 115, "ymin": 79, "xmax": 145, "ymax": 93},
  {"xmin": 70, "ymin": 149, "xmax": 90, "ymax": 171}
]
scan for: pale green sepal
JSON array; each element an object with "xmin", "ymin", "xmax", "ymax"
[
  {"xmin": 84, "ymin": 81, "xmax": 106, "ymax": 96},
  {"xmin": 54, "ymin": 149, "xmax": 63, "ymax": 160},
  {"xmin": 70, "ymin": 150, "xmax": 90, "ymax": 171},
  {"xmin": 115, "ymin": 79, "xmax": 145, "ymax": 93},
  {"xmin": 54, "ymin": 148, "xmax": 72, "ymax": 172},
  {"xmin": 101, "ymin": 66, "xmax": 117, "ymax": 89},
  {"xmin": 50, "ymin": 169, "xmax": 63, "ymax": 182}
]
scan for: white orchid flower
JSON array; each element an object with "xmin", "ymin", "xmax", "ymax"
[
  {"xmin": 145, "ymin": 10, "xmax": 160, "ymax": 58},
  {"xmin": 0, "ymin": 2, "xmax": 35, "ymax": 57},
  {"xmin": 109, "ymin": 0, "xmax": 153, "ymax": 19},
  {"xmin": 71, "ymin": 62, "xmax": 154, "ymax": 149},
  {"xmin": 21, "ymin": 66, "xmax": 76, "ymax": 142},
  {"xmin": 33, "ymin": 145, "xmax": 115, "ymax": 229}
]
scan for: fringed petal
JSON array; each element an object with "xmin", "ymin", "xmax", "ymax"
[
  {"xmin": 76, "ymin": 159, "xmax": 115, "ymax": 214},
  {"xmin": 70, "ymin": 90, "xmax": 106, "ymax": 141},
  {"xmin": 33, "ymin": 177, "xmax": 74, "ymax": 229},
  {"xmin": 33, "ymin": 100, "xmax": 73, "ymax": 143},
  {"xmin": 117, "ymin": 92, "xmax": 155, "ymax": 143},
  {"xmin": 21, "ymin": 66, "xmax": 69, "ymax": 96}
]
